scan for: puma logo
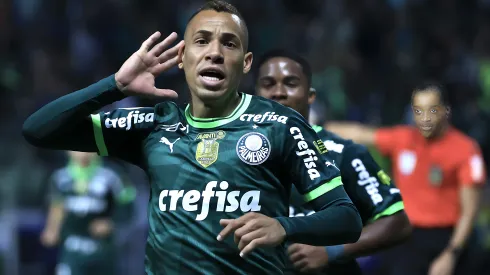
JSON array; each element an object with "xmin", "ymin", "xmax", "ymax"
[{"xmin": 159, "ymin": 137, "xmax": 180, "ymax": 153}]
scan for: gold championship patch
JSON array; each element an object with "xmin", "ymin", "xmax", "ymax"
[{"xmin": 195, "ymin": 130, "xmax": 226, "ymax": 168}]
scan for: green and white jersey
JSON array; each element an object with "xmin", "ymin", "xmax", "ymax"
[
  {"xmin": 289, "ymin": 127, "xmax": 404, "ymax": 223},
  {"xmin": 50, "ymin": 163, "xmax": 131, "ymax": 254},
  {"xmin": 288, "ymin": 126, "xmax": 405, "ymax": 275},
  {"xmin": 90, "ymin": 94, "xmax": 344, "ymax": 275}
]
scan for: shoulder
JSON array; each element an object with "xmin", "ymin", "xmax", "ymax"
[
  {"xmin": 240, "ymin": 95, "xmax": 301, "ymax": 126},
  {"xmin": 446, "ymin": 128, "xmax": 483, "ymax": 156}
]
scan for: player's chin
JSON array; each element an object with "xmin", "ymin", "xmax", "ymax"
[{"xmin": 195, "ymin": 84, "xmax": 229, "ymax": 99}]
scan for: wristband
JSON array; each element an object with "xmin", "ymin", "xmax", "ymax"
[{"xmin": 325, "ymin": 245, "xmax": 346, "ymax": 263}]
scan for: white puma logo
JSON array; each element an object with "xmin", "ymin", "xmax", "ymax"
[{"xmin": 159, "ymin": 137, "xmax": 180, "ymax": 153}]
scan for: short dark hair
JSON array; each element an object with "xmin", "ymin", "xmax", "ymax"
[
  {"xmin": 411, "ymin": 82, "xmax": 450, "ymax": 107},
  {"xmin": 255, "ymin": 49, "xmax": 312, "ymax": 87},
  {"xmin": 187, "ymin": 0, "xmax": 249, "ymax": 50}
]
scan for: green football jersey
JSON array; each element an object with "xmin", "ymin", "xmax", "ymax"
[
  {"xmin": 288, "ymin": 126, "xmax": 405, "ymax": 275},
  {"xmin": 90, "ymin": 94, "xmax": 345, "ymax": 275},
  {"xmin": 50, "ymin": 163, "xmax": 127, "ymax": 251}
]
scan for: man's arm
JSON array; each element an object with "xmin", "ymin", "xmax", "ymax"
[
  {"xmin": 324, "ymin": 122, "xmax": 377, "ymax": 146},
  {"xmin": 327, "ymin": 144, "xmax": 411, "ymax": 260},
  {"xmin": 276, "ymin": 116, "xmax": 362, "ymax": 246},
  {"xmin": 22, "ymin": 75, "xmax": 126, "ymax": 151}
]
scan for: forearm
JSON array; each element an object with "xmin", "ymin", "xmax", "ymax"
[
  {"xmin": 45, "ymin": 205, "xmax": 64, "ymax": 234},
  {"xmin": 22, "ymin": 75, "xmax": 125, "ymax": 150},
  {"xmin": 340, "ymin": 212, "xmax": 411, "ymax": 258},
  {"xmin": 447, "ymin": 212, "xmax": 478, "ymax": 250},
  {"xmin": 277, "ymin": 197, "xmax": 362, "ymax": 246}
]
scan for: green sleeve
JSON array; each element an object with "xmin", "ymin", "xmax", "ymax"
[
  {"xmin": 22, "ymin": 75, "xmax": 126, "ymax": 152},
  {"xmin": 340, "ymin": 144, "xmax": 404, "ymax": 224},
  {"xmin": 275, "ymin": 115, "xmax": 362, "ymax": 246}
]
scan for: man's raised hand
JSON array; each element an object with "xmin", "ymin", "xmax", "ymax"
[{"xmin": 115, "ymin": 32, "xmax": 184, "ymax": 98}]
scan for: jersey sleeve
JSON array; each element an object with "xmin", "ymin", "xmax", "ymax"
[
  {"xmin": 91, "ymin": 107, "xmax": 155, "ymax": 166},
  {"xmin": 374, "ymin": 126, "xmax": 404, "ymax": 156},
  {"xmin": 281, "ymin": 115, "xmax": 345, "ymax": 210},
  {"xmin": 457, "ymin": 142, "xmax": 487, "ymax": 186},
  {"xmin": 340, "ymin": 144, "xmax": 405, "ymax": 223}
]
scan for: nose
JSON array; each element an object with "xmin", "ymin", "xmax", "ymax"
[
  {"xmin": 270, "ymin": 84, "xmax": 287, "ymax": 100},
  {"xmin": 205, "ymin": 41, "xmax": 224, "ymax": 64},
  {"xmin": 421, "ymin": 112, "xmax": 431, "ymax": 122}
]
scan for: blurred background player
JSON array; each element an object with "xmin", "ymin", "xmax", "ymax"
[
  {"xmin": 40, "ymin": 151, "xmax": 135, "ymax": 275},
  {"xmin": 327, "ymin": 84, "xmax": 487, "ymax": 275},
  {"xmin": 255, "ymin": 49, "xmax": 412, "ymax": 275}
]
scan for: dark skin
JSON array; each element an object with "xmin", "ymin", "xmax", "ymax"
[
  {"xmin": 257, "ymin": 56, "xmax": 411, "ymax": 273},
  {"xmin": 411, "ymin": 90, "xmax": 450, "ymax": 139}
]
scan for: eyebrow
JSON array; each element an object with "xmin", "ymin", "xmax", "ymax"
[{"xmin": 194, "ymin": 30, "xmax": 241, "ymax": 42}]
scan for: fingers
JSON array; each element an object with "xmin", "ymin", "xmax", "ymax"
[
  {"xmin": 140, "ymin": 32, "xmax": 162, "ymax": 52},
  {"xmin": 152, "ymin": 88, "xmax": 178, "ymax": 99},
  {"xmin": 287, "ymin": 243, "xmax": 301, "ymax": 254},
  {"xmin": 158, "ymin": 40, "xmax": 184, "ymax": 63},
  {"xmin": 289, "ymin": 250, "xmax": 305, "ymax": 263},
  {"xmin": 217, "ymin": 213, "xmax": 256, "ymax": 241},
  {"xmin": 151, "ymin": 55, "xmax": 180, "ymax": 75},
  {"xmin": 237, "ymin": 230, "xmax": 262, "ymax": 251},
  {"xmin": 148, "ymin": 32, "xmax": 179, "ymax": 57},
  {"xmin": 217, "ymin": 218, "xmax": 244, "ymax": 241},
  {"xmin": 240, "ymin": 237, "xmax": 267, "ymax": 258},
  {"xmin": 292, "ymin": 259, "xmax": 308, "ymax": 271}
]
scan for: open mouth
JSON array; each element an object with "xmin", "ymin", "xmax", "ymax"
[
  {"xmin": 199, "ymin": 69, "xmax": 225, "ymax": 85},
  {"xmin": 420, "ymin": 125, "xmax": 433, "ymax": 131}
]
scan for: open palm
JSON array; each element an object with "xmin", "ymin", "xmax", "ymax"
[{"xmin": 115, "ymin": 31, "xmax": 184, "ymax": 98}]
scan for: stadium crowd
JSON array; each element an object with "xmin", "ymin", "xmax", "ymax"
[{"xmin": 1, "ymin": 0, "xmax": 490, "ymax": 274}]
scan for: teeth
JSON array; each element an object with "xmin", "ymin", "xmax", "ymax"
[{"xmin": 202, "ymin": 76, "xmax": 221, "ymax": 82}]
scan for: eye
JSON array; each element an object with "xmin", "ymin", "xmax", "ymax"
[
  {"xmin": 224, "ymin": 41, "xmax": 237, "ymax": 48},
  {"xmin": 414, "ymin": 109, "xmax": 422, "ymax": 114},
  {"xmin": 195, "ymin": 39, "xmax": 207, "ymax": 45},
  {"xmin": 430, "ymin": 109, "xmax": 437, "ymax": 113}
]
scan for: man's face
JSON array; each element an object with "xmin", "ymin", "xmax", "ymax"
[
  {"xmin": 256, "ymin": 57, "xmax": 314, "ymax": 118},
  {"xmin": 412, "ymin": 90, "xmax": 448, "ymax": 138},
  {"xmin": 181, "ymin": 10, "xmax": 252, "ymax": 101},
  {"xmin": 68, "ymin": 151, "xmax": 97, "ymax": 166}
]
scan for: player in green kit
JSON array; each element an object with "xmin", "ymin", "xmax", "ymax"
[
  {"xmin": 23, "ymin": 1, "xmax": 362, "ymax": 274},
  {"xmin": 256, "ymin": 50, "xmax": 412, "ymax": 275},
  {"xmin": 40, "ymin": 151, "xmax": 135, "ymax": 275}
]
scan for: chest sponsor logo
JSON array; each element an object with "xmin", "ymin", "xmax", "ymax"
[
  {"xmin": 240, "ymin": 112, "xmax": 289, "ymax": 125},
  {"xmin": 398, "ymin": 150, "xmax": 416, "ymax": 175},
  {"xmin": 236, "ymin": 132, "xmax": 271, "ymax": 165},
  {"xmin": 195, "ymin": 131, "xmax": 226, "ymax": 168},
  {"xmin": 351, "ymin": 158, "xmax": 383, "ymax": 205},
  {"xmin": 160, "ymin": 137, "xmax": 181, "ymax": 153},
  {"xmin": 290, "ymin": 127, "xmax": 321, "ymax": 180},
  {"xmin": 104, "ymin": 110, "xmax": 154, "ymax": 130},
  {"xmin": 158, "ymin": 181, "xmax": 261, "ymax": 221}
]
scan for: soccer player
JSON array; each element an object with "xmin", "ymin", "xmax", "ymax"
[
  {"xmin": 23, "ymin": 1, "xmax": 362, "ymax": 274},
  {"xmin": 255, "ymin": 49, "xmax": 412, "ymax": 275},
  {"xmin": 40, "ymin": 151, "xmax": 135, "ymax": 275},
  {"xmin": 327, "ymin": 84, "xmax": 486, "ymax": 275}
]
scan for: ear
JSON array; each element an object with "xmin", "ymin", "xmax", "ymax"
[
  {"xmin": 243, "ymin": 52, "xmax": 253, "ymax": 74},
  {"xmin": 178, "ymin": 42, "xmax": 186, "ymax": 70},
  {"xmin": 446, "ymin": 106, "xmax": 451, "ymax": 118},
  {"xmin": 308, "ymin": 87, "xmax": 317, "ymax": 105}
]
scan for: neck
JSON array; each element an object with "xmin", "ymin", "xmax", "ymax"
[{"xmin": 190, "ymin": 91, "xmax": 241, "ymax": 118}]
